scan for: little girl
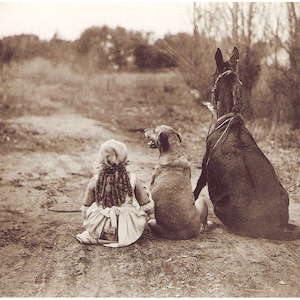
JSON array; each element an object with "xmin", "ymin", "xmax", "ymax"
[{"xmin": 76, "ymin": 139, "xmax": 154, "ymax": 247}]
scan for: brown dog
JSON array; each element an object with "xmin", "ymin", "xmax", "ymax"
[{"xmin": 145, "ymin": 125, "xmax": 208, "ymax": 239}]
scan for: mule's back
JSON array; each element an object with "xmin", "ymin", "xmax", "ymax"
[{"xmin": 206, "ymin": 117, "xmax": 289, "ymax": 238}]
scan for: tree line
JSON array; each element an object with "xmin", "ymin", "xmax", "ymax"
[
  {"xmin": 0, "ymin": 2, "xmax": 299, "ymax": 129},
  {"xmin": 0, "ymin": 26, "xmax": 176, "ymax": 71}
]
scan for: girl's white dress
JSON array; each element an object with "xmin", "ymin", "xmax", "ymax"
[{"xmin": 76, "ymin": 173, "xmax": 150, "ymax": 247}]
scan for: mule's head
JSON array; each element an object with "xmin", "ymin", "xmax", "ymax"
[{"xmin": 212, "ymin": 47, "xmax": 243, "ymax": 118}]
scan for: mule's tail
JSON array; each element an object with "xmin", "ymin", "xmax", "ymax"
[
  {"xmin": 233, "ymin": 223, "xmax": 300, "ymax": 241},
  {"xmin": 268, "ymin": 224, "xmax": 300, "ymax": 241},
  {"xmin": 280, "ymin": 224, "xmax": 300, "ymax": 240}
]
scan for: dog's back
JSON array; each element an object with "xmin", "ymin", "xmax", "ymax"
[{"xmin": 151, "ymin": 158, "xmax": 201, "ymax": 239}]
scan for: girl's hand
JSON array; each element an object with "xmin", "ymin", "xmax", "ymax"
[
  {"xmin": 148, "ymin": 213, "xmax": 155, "ymax": 220},
  {"xmin": 80, "ymin": 205, "xmax": 89, "ymax": 219},
  {"xmin": 147, "ymin": 212, "xmax": 155, "ymax": 222}
]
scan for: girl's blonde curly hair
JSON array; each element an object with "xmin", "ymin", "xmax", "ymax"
[{"xmin": 94, "ymin": 140, "xmax": 133, "ymax": 208}]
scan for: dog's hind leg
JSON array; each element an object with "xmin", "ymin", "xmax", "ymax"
[
  {"xmin": 195, "ymin": 197, "xmax": 208, "ymax": 221},
  {"xmin": 195, "ymin": 197, "xmax": 212, "ymax": 231},
  {"xmin": 147, "ymin": 219, "xmax": 175, "ymax": 239},
  {"xmin": 147, "ymin": 219, "xmax": 166, "ymax": 236}
]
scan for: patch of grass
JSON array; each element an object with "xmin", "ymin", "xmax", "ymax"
[
  {"xmin": 1, "ymin": 58, "xmax": 298, "ymax": 175},
  {"xmin": 248, "ymin": 118, "xmax": 300, "ymax": 148},
  {"xmin": 1, "ymin": 59, "xmax": 210, "ymax": 149}
]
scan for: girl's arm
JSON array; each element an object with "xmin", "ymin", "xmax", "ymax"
[
  {"xmin": 81, "ymin": 176, "xmax": 96, "ymax": 219},
  {"xmin": 134, "ymin": 179, "xmax": 154, "ymax": 215},
  {"xmin": 83, "ymin": 176, "xmax": 96, "ymax": 206}
]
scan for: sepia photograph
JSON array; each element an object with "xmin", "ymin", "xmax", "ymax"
[{"xmin": 0, "ymin": 1, "xmax": 300, "ymax": 297}]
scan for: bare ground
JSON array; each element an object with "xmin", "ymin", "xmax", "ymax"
[{"xmin": 1, "ymin": 80, "xmax": 300, "ymax": 297}]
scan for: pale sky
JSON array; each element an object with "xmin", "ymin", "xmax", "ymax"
[{"xmin": 0, "ymin": 1, "xmax": 194, "ymax": 41}]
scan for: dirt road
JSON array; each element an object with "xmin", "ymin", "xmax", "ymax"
[{"xmin": 1, "ymin": 91, "xmax": 300, "ymax": 297}]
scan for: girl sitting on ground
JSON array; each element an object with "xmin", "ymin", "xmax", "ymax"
[{"xmin": 76, "ymin": 139, "xmax": 154, "ymax": 247}]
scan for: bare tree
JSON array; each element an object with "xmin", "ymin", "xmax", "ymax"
[
  {"xmin": 285, "ymin": 2, "xmax": 300, "ymax": 130},
  {"xmin": 217, "ymin": 2, "xmax": 264, "ymax": 119},
  {"xmin": 268, "ymin": 2, "xmax": 300, "ymax": 130},
  {"xmin": 160, "ymin": 2, "xmax": 264, "ymax": 118},
  {"xmin": 154, "ymin": 3, "xmax": 216, "ymax": 103}
]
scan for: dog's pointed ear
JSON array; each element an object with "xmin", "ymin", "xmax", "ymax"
[{"xmin": 158, "ymin": 132, "xmax": 169, "ymax": 152}]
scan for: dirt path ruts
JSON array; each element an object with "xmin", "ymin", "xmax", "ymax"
[{"xmin": 1, "ymin": 95, "xmax": 300, "ymax": 297}]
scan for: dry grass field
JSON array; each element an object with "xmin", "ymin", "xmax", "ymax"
[{"xmin": 0, "ymin": 58, "xmax": 300, "ymax": 297}]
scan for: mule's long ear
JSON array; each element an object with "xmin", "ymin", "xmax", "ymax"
[
  {"xmin": 229, "ymin": 47, "xmax": 239, "ymax": 71},
  {"xmin": 215, "ymin": 48, "xmax": 224, "ymax": 70}
]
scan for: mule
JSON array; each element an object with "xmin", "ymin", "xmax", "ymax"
[{"xmin": 193, "ymin": 47, "xmax": 300, "ymax": 240}]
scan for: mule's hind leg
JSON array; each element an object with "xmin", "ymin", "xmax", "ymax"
[
  {"xmin": 194, "ymin": 170, "xmax": 207, "ymax": 199},
  {"xmin": 194, "ymin": 153, "xmax": 209, "ymax": 199}
]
